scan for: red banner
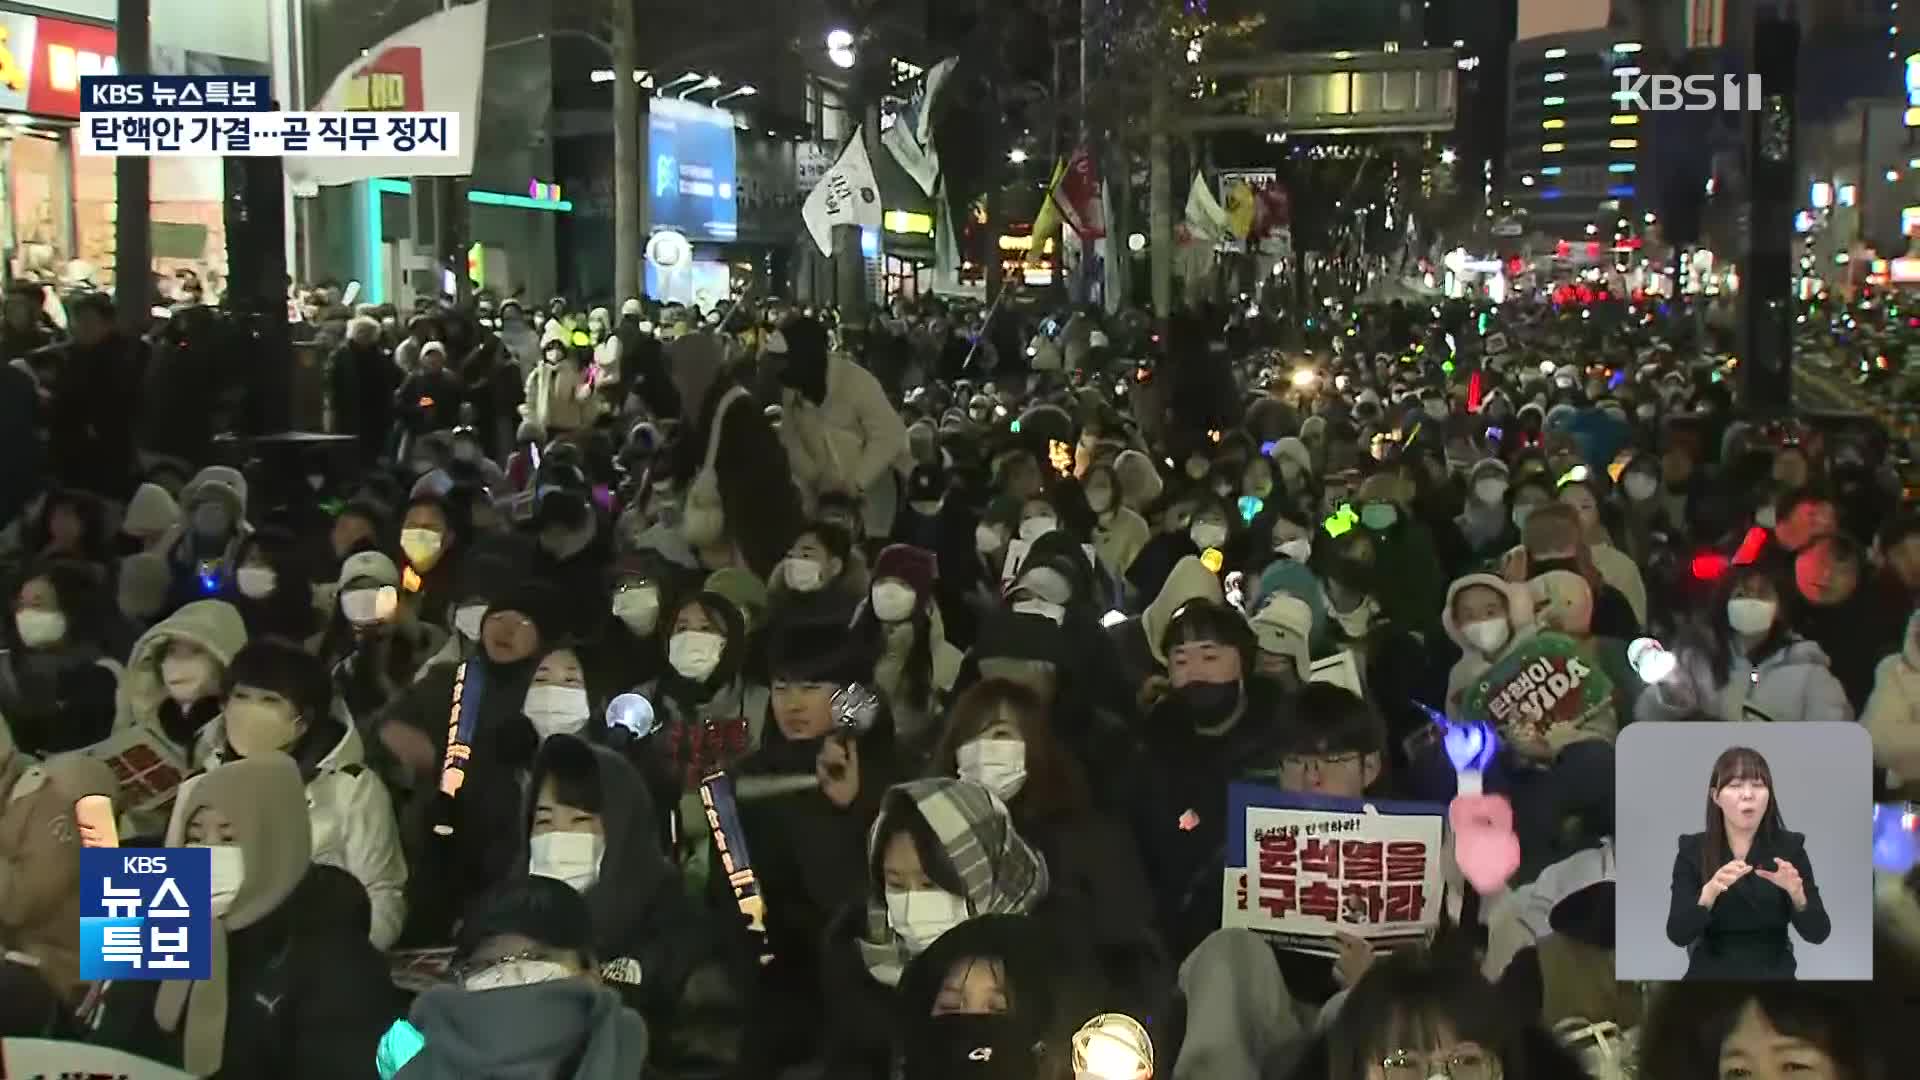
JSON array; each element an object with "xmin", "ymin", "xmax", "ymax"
[{"xmin": 25, "ymin": 17, "xmax": 117, "ymax": 120}]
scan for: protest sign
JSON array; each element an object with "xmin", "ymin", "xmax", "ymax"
[
  {"xmin": 81, "ymin": 726, "xmax": 187, "ymax": 815},
  {"xmin": 1222, "ymin": 783, "xmax": 1447, "ymax": 956},
  {"xmin": 2, "ymin": 1038, "xmax": 195, "ymax": 1079},
  {"xmin": 1459, "ymin": 632, "xmax": 1614, "ymax": 743},
  {"xmin": 1307, "ymin": 651, "xmax": 1362, "ymax": 697}
]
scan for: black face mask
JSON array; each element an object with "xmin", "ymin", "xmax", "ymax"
[{"xmin": 1171, "ymin": 680, "xmax": 1240, "ymax": 731}]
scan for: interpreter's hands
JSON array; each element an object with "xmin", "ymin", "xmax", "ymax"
[
  {"xmin": 379, "ymin": 722, "xmax": 439, "ymax": 778},
  {"xmin": 1754, "ymin": 856, "xmax": 1808, "ymax": 910},
  {"xmin": 1332, "ymin": 930, "xmax": 1376, "ymax": 989},
  {"xmin": 1698, "ymin": 858, "xmax": 1752, "ymax": 908},
  {"xmin": 817, "ymin": 733, "xmax": 861, "ymax": 809}
]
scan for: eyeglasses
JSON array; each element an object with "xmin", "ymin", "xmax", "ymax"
[
  {"xmin": 1380, "ymin": 1047, "xmax": 1496, "ymax": 1080},
  {"xmin": 1281, "ymin": 751, "xmax": 1362, "ymax": 775}
]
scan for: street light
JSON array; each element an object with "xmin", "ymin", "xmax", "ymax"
[
  {"xmin": 711, "ymin": 85, "xmax": 757, "ymax": 105},
  {"xmin": 679, "ymin": 74, "xmax": 722, "ymax": 98},
  {"xmin": 828, "ymin": 46, "xmax": 856, "ymax": 68},
  {"xmin": 1008, "ymin": 148, "xmax": 1029, "ymax": 163},
  {"xmin": 1440, "ymin": 147, "xmax": 1458, "ymax": 165},
  {"xmin": 826, "ymin": 28, "xmax": 854, "ymax": 51}
]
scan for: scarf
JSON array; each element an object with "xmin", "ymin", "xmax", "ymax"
[{"xmin": 857, "ymin": 779, "xmax": 1049, "ymax": 987}]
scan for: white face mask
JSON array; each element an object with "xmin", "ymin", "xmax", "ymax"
[
  {"xmin": 1462, "ymin": 618, "xmax": 1511, "ymax": 655},
  {"xmin": 668, "ymin": 630, "xmax": 727, "ymax": 681},
  {"xmin": 1019, "ymin": 516, "xmax": 1057, "ymax": 542},
  {"xmin": 1754, "ymin": 505, "xmax": 1777, "ymax": 529},
  {"xmin": 885, "ymin": 887, "xmax": 971, "ymax": 954},
  {"xmin": 612, "ymin": 587, "xmax": 661, "ymax": 635},
  {"xmin": 1191, "ymin": 522, "xmax": 1229, "ymax": 551},
  {"xmin": 204, "ymin": 843, "xmax": 245, "ymax": 917},
  {"xmin": 1473, "ymin": 478, "xmax": 1508, "ymax": 506},
  {"xmin": 1511, "ymin": 506, "xmax": 1536, "ymax": 531},
  {"xmin": 529, "ymin": 830, "xmax": 604, "ymax": 891},
  {"xmin": 1086, "ymin": 487, "xmax": 1113, "ymax": 513},
  {"xmin": 1624, "ymin": 474, "xmax": 1658, "ymax": 502},
  {"xmin": 1276, "ymin": 538, "xmax": 1313, "ymax": 562},
  {"xmin": 524, "ymin": 685, "xmax": 591, "ymax": 739},
  {"xmin": 785, "ymin": 558, "xmax": 827, "ymax": 592},
  {"xmin": 453, "ymin": 604, "xmax": 487, "ymax": 642},
  {"xmin": 975, "ymin": 525, "xmax": 1006, "ymax": 554},
  {"xmin": 14, "ymin": 609, "xmax": 65, "ymax": 648},
  {"xmin": 399, "ymin": 528, "xmax": 445, "ymax": 570},
  {"xmin": 464, "ymin": 958, "xmax": 578, "ymax": 992},
  {"xmin": 161, "ymin": 653, "xmax": 219, "ymax": 705},
  {"xmin": 224, "ymin": 699, "xmax": 300, "ymax": 758},
  {"xmin": 1727, "ymin": 598, "xmax": 1778, "ymax": 637},
  {"xmin": 1012, "ymin": 598, "xmax": 1066, "ymax": 624},
  {"xmin": 235, "ymin": 566, "xmax": 277, "ymax": 599},
  {"xmin": 957, "ymin": 738, "xmax": 1028, "ymax": 800},
  {"xmin": 340, "ymin": 586, "xmax": 398, "ymax": 625},
  {"xmin": 872, "ymin": 583, "xmax": 917, "ymax": 623}
]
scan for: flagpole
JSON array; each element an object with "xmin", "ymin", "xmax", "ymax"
[{"xmin": 959, "ymin": 279, "xmax": 1017, "ymax": 375}]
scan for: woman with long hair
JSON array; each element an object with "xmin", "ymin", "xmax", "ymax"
[{"xmin": 1666, "ymin": 746, "xmax": 1830, "ymax": 979}]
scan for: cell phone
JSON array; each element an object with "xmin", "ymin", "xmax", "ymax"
[
  {"xmin": 76, "ymin": 795, "xmax": 118, "ymax": 848},
  {"xmin": 1485, "ymin": 426, "xmax": 1505, "ymax": 444}
]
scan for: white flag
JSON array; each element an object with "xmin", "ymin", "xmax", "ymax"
[
  {"xmin": 287, "ymin": 0, "xmax": 488, "ymax": 188},
  {"xmin": 1100, "ymin": 180, "xmax": 1122, "ymax": 314},
  {"xmin": 1183, "ymin": 171, "xmax": 1229, "ymax": 241},
  {"xmin": 881, "ymin": 57, "xmax": 956, "ymax": 197},
  {"xmin": 932, "ymin": 178, "xmax": 961, "ymax": 292},
  {"xmin": 801, "ymin": 128, "xmax": 885, "ymax": 257}
]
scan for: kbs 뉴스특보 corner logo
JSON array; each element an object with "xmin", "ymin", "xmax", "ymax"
[{"xmin": 79, "ymin": 848, "xmax": 211, "ymax": 981}]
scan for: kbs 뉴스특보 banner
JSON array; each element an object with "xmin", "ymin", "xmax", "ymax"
[
  {"xmin": 1221, "ymin": 784, "xmax": 1447, "ymax": 956},
  {"xmin": 1459, "ymin": 631, "xmax": 1614, "ymax": 742}
]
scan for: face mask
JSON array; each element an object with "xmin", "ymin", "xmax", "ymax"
[
  {"xmin": 1018, "ymin": 516, "xmax": 1056, "ymax": 542},
  {"xmin": 1512, "ymin": 505, "xmax": 1536, "ymax": 531},
  {"xmin": 524, "ymin": 685, "xmax": 591, "ymax": 739},
  {"xmin": 465, "ymin": 959, "xmax": 578, "ymax": 992},
  {"xmin": 1360, "ymin": 504, "xmax": 1398, "ymax": 531},
  {"xmin": 1727, "ymin": 598, "xmax": 1777, "ymax": 637},
  {"xmin": 1245, "ymin": 478, "xmax": 1273, "ymax": 498},
  {"xmin": 453, "ymin": 604, "xmax": 487, "ymax": 642},
  {"xmin": 161, "ymin": 653, "xmax": 218, "ymax": 705},
  {"xmin": 612, "ymin": 587, "xmax": 660, "ymax": 636},
  {"xmin": 1463, "ymin": 618, "xmax": 1511, "ymax": 655},
  {"xmin": 975, "ymin": 525, "xmax": 1006, "ymax": 554},
  {"xmin": 1276, "ymin": 537, "xmax": 1313, "ymax": 562},
  {"xmin": 957, "ymin": 738, "xmax": 1028, "ymax": 800},
  {"xmin": 1624, "ymin": 473, "xmax": 1657, "ymax": 501},
  {"xmin": 668, "ymin": 630, "xmax": 726, "ymax": 681},
  {"xmin": 204, "ymin": 843, "xmax": 245, "ymax": 918},
  {"xmin": 225, "ymin": 698, "xmax": 300, "ymax": 757},
  {"xmin": 1171, "ymin": 680, "xmax": 1240, "ymax": 729},
  {"xmin": 340, "ymin": 586, "xmax": 398, "ymax": 625},
  {"xmin": 872, "ymin": 583, "xmax": 917, "ymax": 623},
  {"xmin": 14, "ymin": 609, "xmax": 65, "ymax": 648},
  {"xmin": 191, "ymin": 503, "xmax": 231, "ymax": 538},
  {"xmin": 530, "ymin": 829, "xmax": 604, "ymax": 896},
  {"xmin": 399, "ymin": 528, "xmax": 445, "ymax": 570},
  {"xmin": 235, "ymin": 566, "xmax": 277, "ymax": 599},
  {"xmin": 1331, "ymin": 598, "xmax": 1378, "ymax": 639},
  {"xmin": 1424, "ymin": 400, "xmax": 1448, "ymax": 419},
  {"xmin": 885, "ymin": 888, "xmax": 971, "ymax": 954},
  {"xmin": 785, "ymin": 558, "xmax": 827, "ymax": 592},
  {"xmin": 1190, "ymin": 522, "xmax": 1229, "ymax": 550},
  {"xmin": 1473, "ymin": 478, "xmax": 1508, "ymax": 506},
  {"xmin": 1086, "ymin": 487, "xmax": 1113, "ymax": 513},
  {"xmin": 1754, "ymin": 505, "xmax": 1777, "ymax": 529}
]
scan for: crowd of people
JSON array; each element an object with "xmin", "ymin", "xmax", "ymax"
[{"xmin": 0, "ymin": 278, "xmax": 1913, "ymax": 1078}]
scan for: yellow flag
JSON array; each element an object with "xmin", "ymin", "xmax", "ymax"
[
  {"xmin": 1027, "ymin": 158, "xmax": 1067, "ymax": 264},
  {"xmin": 1224, "ymin": 179, "xmax": 1256, "ymax": 240}
]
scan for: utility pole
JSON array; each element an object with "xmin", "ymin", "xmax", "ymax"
[
  {"xmin": 411, "ymin": 0, "xmax": 467, "ymax": 306},
  {"xmin": 1739, "ymin": 16, "xmax": 1798, "ymax": 414},
  {"xmin": 1149, "ymin": 77, "xmax": 1172, "ymax": 321},
  {"xmin": 1078, "ymin": 0, "xmax": 1096, "ymax": 306},
  {"xmin": 112, "ymin": 0, "xmax": 149, "ymax": 329},
  {"xmin": 612, "ymin": 0, "xmax": 641, "ymax": 304}
]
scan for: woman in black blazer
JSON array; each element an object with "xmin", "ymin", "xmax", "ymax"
[{"xmin": 1666, "ymin": 746, "xmax": 1830, "ymax": 979}]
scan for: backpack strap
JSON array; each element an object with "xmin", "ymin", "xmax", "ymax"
[{"xmin": 703, "ymin": 386, "xmax": 748, "ymax": 472}]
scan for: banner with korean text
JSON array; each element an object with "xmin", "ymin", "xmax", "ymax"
[{"xmin": 1222, "ymin": 784, "xmax": 1446, "ymax": 957}]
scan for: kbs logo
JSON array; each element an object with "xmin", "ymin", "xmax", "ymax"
[{"xmin": 1616, "ymin": 73, "xmax": 1763, "ymax": 112}]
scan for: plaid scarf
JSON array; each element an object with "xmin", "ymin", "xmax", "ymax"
[{"xmin": 858, "ymin": 779, "xmax": 1049, "ymax": 986}]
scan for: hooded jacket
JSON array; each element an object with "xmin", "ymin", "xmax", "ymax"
[
  {"xmin": 518, "ymin": 739, "xmax": 745, "ymax": 1078},
  {"xmin": 159, "ymin": 466, "xmax": 254, "ymax": 613},
  {"xmin": 0, "ymin": 720, "xmax": 119, "ymax": 997},
  {"xmin": 669, "ymin": 367, "xmax": 805, "ymax": 580},
  {"xmin": 1455, "ymin": 459, "xmax": 1514, "ymax": 556},
  {"xmin": 90, "ymin": 754, "xmax": 400, "ymax": 1079},
  {"xmin": 523, "ymin": 349, "xmax": 593, "ymax": 433},
  {"xmin": 1438, "ymin": 572, "xmax": 1537, "ymax": 681},
  {"xmin": 113, "ymin": 598, "xmax": 248, "ymax": 757},
  {"xmin": 396, "ymin": 979, "xmax": 651, "ymax": 1080},
  {"xmin": 194, "ymin": 708, "xmax": 409, "ymax": 950},
  {"xmin": 779, "ymin": 353, "xmax": 911, "ymax": 537},
  {"xmin": 1110, "ymin": 555, "xmax": 1224, "ymax": 694},
  {"xmin": 1633, "ymin": 635, "xmax": 1854, "ymax": 725},
  {"xmin": 123, "ymin": 482, "xmax": 181, "ymax": 548},
  {"xmin": 1866, "ymin": 611, "xmax": 1920, "ymax": 799}
]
